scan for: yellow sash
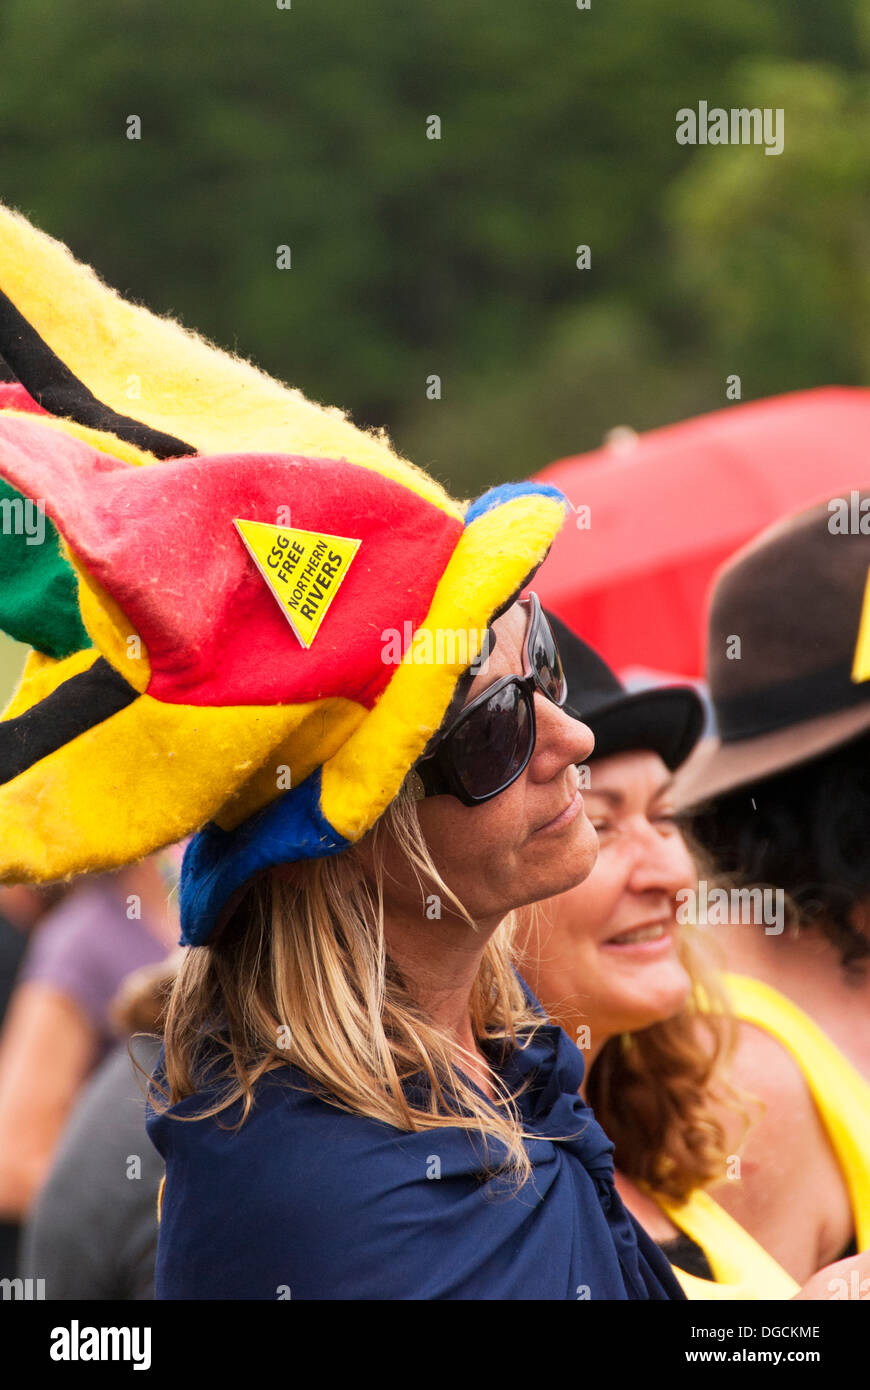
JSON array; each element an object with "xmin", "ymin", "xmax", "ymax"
[
  {"xmin": 723, "ymin": 972, "xmax": 870, "ymax": 1251},
  {"xmin": 655, "ymin": 972, "xmax": 870, "ymax": 1298},
  {"xmin": 656, "ymin": 1188, "xmax": 800, "ymax": 1300}
]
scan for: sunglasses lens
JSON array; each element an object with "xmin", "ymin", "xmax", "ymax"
[
  {"xmin": 450, "ymin": 683, "xmax": 532, "ymax": 800},
  {"xmin": 532, "ymin": 613, "xmax": 567, "ymax": 705}
]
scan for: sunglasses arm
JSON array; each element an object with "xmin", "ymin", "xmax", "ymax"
[
  {"xmin": 404, "ymin": 766, "xmax": 429, "ymax": 802},
  {"xmin": 405, "ymin": 751, "xmax": 452, "ymax": 801}
]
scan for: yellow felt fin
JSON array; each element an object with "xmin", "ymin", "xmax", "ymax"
[
  {"xmin": 852, "ymin": 566, "xmax": 870, "ymax": 683},
  {"xmin": 0, "ymin": 203, "xmax": 461, "ymax": 511},
  {"xmin": 0, "ymin": 693, "xmax": 363, "ymax": 883}
]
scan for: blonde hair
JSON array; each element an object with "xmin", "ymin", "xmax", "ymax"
[{"xmin": 147, "ymin": 785, "xmax": 558, "ymax": 1187}]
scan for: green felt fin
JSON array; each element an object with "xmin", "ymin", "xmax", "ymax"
[{"xmin": 0, "ymin": 477, "xmax": 91, "ymax": 658}]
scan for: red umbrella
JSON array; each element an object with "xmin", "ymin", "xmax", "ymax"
[{"xmin": 532, "ymin": 387, "xmax": 870, "ymax": 680}]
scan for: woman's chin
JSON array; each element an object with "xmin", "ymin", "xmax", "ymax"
[
  {"xmin": 606, "ymin": 958, "xmax": 692, "ymax": 1029},
  {"xmin": 544, "ymin": 839, "xmax": 600, "ymax": 895},
  {"xmin": 560, "ymin": 810, "xmax": 600, "ymax": 886}
]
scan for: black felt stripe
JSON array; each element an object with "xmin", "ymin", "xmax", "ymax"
[
  {"xmin": 0, "ymin": 288, "xmax": 194, "ymax": 459},
  {"xmin": 0, "ymin": 656, "xmax": 139, "ymax": 785}
]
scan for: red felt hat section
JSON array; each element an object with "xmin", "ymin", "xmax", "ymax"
[
  {"xmin": 0, "ymin": 383, "xmax": 49, "ymax": 415},
  {"xmin": 0, "ymin": 416, "xmax": 463, "ymax": 708}
]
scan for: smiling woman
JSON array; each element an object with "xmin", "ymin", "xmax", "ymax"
[
  {"xmin": 517, "ymin": 744, "xmax": 732, "ymax": 1202},
  {"xmin": 517, "ymin": 616, "xmax": 870, "ymax": 1301}
]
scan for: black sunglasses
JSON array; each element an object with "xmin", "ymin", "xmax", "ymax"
[{"xmin": 408, "ymin": 592, "xmax": 568, "ymax": 805}]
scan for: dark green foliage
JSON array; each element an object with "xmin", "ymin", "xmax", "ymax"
[{"xmin": 0, "ymin": 0, "xmax": 865, "ymax": 497}]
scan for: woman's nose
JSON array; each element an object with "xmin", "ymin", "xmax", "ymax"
[
  {"xmin": 624, "ymin": 821, "xmax": 692, "ymax": 895},
  {"xmin": 534, "ymin": 695, "xmax": 595, "ymax": 771}
]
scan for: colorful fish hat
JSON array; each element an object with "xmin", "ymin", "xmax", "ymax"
[{"xmin": 0, "ymin": 204, "xmax": 567, "ymax": 945}]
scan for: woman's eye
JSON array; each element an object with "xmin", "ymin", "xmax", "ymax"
[
  {"xmin": 652, "ymin": 813, "xmax": 678, "ymax": 833},
  {"xmin": 591, "ymin": 820, "xmax": 612, "ymax": 835}
]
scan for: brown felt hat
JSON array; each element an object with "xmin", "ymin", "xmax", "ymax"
[{"xmin": 673, "ymin": 488, "xmax": 870, "ymax": 810}]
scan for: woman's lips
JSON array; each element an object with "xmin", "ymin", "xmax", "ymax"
[
  {"xmin": 600, "ymin": 920, "xmax": 676, "ymax": 956},
  {"xmin": 533, "ymin": 788, "xmax": 584, "ymax": 835}
]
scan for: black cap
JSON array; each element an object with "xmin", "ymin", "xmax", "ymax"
[{"xmin": 546, "ymin": 610, "xmax": 705, "ymax": 771}]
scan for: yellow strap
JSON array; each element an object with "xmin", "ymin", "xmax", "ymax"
[
  {"xmin": 724, "ymin": 972, "xmax": 870, "ymax": 1250},
  {"xmin": 156, "ymin": 1173, "xmax": 166, "ymax": 1226},
  {"xmin": 657, "ymin": 1188, "xmax": 800, "ymax": 1300}
]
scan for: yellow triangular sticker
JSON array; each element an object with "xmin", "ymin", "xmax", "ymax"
[
  {"xmin": 234, "ymin": 519, "xmax": 361, "ymax": 649},
  {"xmin": 852, "ymin": 565, "xmax": 870, "ymax": 683}
]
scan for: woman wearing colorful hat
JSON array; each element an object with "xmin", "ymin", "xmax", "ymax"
[
  {"xmin": 519, "ymin": 618, "xmax": 870, "ymax": 1298},
  {"xmin": 0, "ymin": 205, "xmax": 683, "ymax": 1299}
]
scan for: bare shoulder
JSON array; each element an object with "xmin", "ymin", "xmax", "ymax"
[
  {"xmin": 727, "ymin": 1018, "xmax": 814, "ymax": 1111},
  {"xmin": 709, "ymin": 1020, "xmax": 849, "ymax": 1281},
  {"xmin": 714, "ymin": 1019, "xmax": 822, "ymax": 1172}
]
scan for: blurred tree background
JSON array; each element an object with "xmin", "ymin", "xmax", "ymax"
[{"xmin": 0, "ymin": 0, "xmax": 867, "ymax": 692}]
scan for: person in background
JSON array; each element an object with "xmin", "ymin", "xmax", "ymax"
[
  {"xmin": 0, "ymin": 885, "xmax": 67, "ymax": 1029},
  {"xmin": 675, "ymin": 494, "xmax": 870, "ymax": 1278},
  {"xmin": 18, "ymin": 950, "xmax": 182, "ymax": 1300},
  {"xmin": 0, "ymin": 852, "xmax": 179, "ymax": 1271},
  {"xmin": 518, "ymin": 616, "xmax": 870, "ymax": 1297},
  {"xmin": 0, "ymin": 882, "xmax": 69, "ymax": 1276}
]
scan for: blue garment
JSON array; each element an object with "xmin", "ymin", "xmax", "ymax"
[{"xmin": 146, "ymin": 1010, "xmax": 684, "ymax": 1300}]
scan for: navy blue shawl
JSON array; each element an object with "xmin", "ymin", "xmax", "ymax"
[{"xmin": 146, "ymin": 990, "xmax": 684, "ymax": 1300}]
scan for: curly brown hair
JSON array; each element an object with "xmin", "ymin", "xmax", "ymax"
[{"xmin": 584, "ymin": 927, "xmax": 743, "ymax": 1203}]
